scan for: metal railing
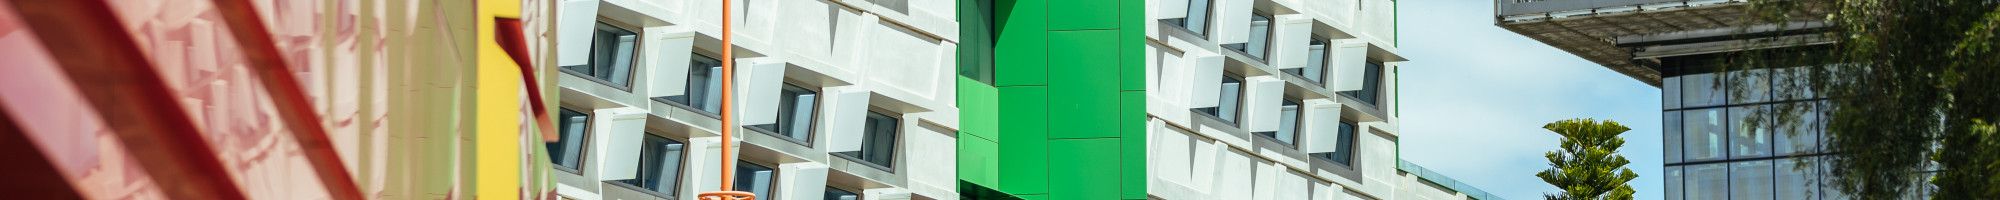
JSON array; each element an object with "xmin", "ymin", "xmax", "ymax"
[
  {"xmin": 1495, "ymin": 0, "xmax": 1706, "ymax": 16},
  {"xmin": 1397, "ymin": 159, "xmax": 1504, "ymax": 200}
]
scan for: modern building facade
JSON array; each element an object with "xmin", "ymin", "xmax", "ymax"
[
  {"xmin": 1496, "ymin": 0, "xmax": 1928, "ymax": 199},
  {"xmin": 1142, "ymin": 0, "xmax": 1497, "ymax": 199},
  {"xmin": 536, "ymin": 0, "xmax": 966, "ymax": 199}
]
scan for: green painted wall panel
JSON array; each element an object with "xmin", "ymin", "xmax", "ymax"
[
  {"xmin": 1046, "ymin": 30, "xmax": 1123, "ymax": 139},
  {"xmin": 997, "ymin": 86, "xmax": 1050, "ymax": 195},
  {"xmin": 1048, "ymin": 138, "xmax": 1124, "ymax": 200},
  {"xmin": 994, "ymin": 0, "xmax": 1048, "ymax": 86},
  {"xmin": 1044, "ymin": 0, "xmax": 1119, "ymax": 30},
  {"xmin": 1118, "ymin": 91, "xmax": 1148, "ymax": 199},
  {"xmin": 958, "ymin": 77, "xmax": 1001, "ymax": 140}
]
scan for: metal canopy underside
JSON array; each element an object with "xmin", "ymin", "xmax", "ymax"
[{"xmin": 1495, "ymin": 1, "xmax": 1829, "ymax": 87}]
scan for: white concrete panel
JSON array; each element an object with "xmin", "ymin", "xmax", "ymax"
[
  {"xmin": 1253, "ymin": 162, "xmax": 1279, "ymax": 200},
  {"xmin": 820, "ymin": 86, "xmax": 872, "ymax": 152},
  {"xmin": 1218, "ymin": 150, "xmax": 1257, "ymax": 199},
  {"xmin": 906, "ymin": 123, "xmax": 961, "ymax": 198},
  {"xmin": 1189, "ymin": 53, "xmax": 1226, "ymax": 108},
  {"xmin": 863, "ymin": 188, "xmax": 912, "ymax": 200},
  {"xmin": 591, "ymin": 107, "xmax": 648, "ymax": 180},
  {"xmin": 1242, "ymin": 76, "xmax": 1284, "ymax": 132},
  {"xmin": 557, "ymin": 0, "xmax": 601, "ymax": 67},
  {"xmin": 1300, "ymin": 99, "xmax": 1343, "ymax": 153},
  {"xmin": 736, "ymin": 58, "xmax": 786, "ymax": 125},
  {"xmin": 1270, "ymin": 14, "xmax": 1312, "ymax": 70},
  {"xmin": 864, "ymin": 22, "xmax": 944, "ymax": 100},
  {"xmin": 1212, "ymin": 0, "xmax": 1253, "ymax": 44},
  {"xmin": 1154, "ymin": 122, "xmax": 1193, "ymax": 184},
  {"xmin": 1278, "ymin": 172, "xmax": 1311, "ymax": 200},
  {"xmin": 682, "ymin": 137, "xmax": 728, "ymax": 200},
  {"xmin": 832, "ymin": 13, "xmax": 881, "ymax": 73},
  {"xmin": 1330, "ymin": 40, "xmax": 1369, "ymax": 91},
  {"xmin": 646, "ymin": 27, "xmax": 697, "ymax": 98},
  {"xmin": 780, "ymin": 0, "xmax": 838, "ymax": 59},
  {"xmin": 1154, "ymin": 0, "xmax": 1190, "ymax": 20},
  {"xmin": 778, "ymin": 163, "xmax": 831, "ymax": 200},
  {"xmin": 1191, "ymin": 132, "xmax": 1220, "ymax": 192}
]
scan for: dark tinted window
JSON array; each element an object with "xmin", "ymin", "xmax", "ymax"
[
  {"xmin": 752, "ymin": 84, "xmax": 817, "ymax": 143},
  {"xmin": 824, "ymin": 187, "xmax": 860, "ymax": 200},
  {"xmin": 837, "ymin": 111, "xmax": 900, "ymax": 170},
  {"xmin": 549, "ymin": 108, "xmax": 591, "ymax": 172},
  {"xmin": 561, "ymin": 22, "xmax": 638, "ymax": 89},
  {"xmin": 612, "ymin": 134, "xmax": 686, "ymax": 196},
  {"xmin": 661, "ymin": 54, "xmax": 725, "ymax": 114},
  {"xmin": 734, "ymin": 161, "xmax": 778, "ymax": 200},
  {"xmin": 1194, "ymin": 74, "xmax": 1244, "ymax": 125}
]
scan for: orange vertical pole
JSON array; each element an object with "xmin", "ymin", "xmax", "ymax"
[{"xmin": 698, "ymin": 0, "xmax": 755, "ymax": 199}]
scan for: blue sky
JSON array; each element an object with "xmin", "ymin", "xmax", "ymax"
[{"xmin": 1394, "ymin": 2, "xmax": 1666, "ymax": 200}]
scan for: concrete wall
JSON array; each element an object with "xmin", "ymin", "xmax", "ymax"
[{"xmin": 536, "ymin": 0, "xmax": 962, "ymax": 199}]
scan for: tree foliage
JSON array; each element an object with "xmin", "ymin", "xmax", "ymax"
[
  {"xmin": 1731, "ymin": 0, "xmax": 2000, "ymax": 199},
  {"xmin": 1537, "ymin": 119, "xmax": 1639, "ymax": 200}
]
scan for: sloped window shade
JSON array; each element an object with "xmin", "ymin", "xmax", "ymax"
[
  {"xmin": 1330, "ymin": 41, "xmax": 1369, "ymax": 91},
  {"xmin": 1312, "ymin": 120, "xmax": 1358, "ymax": 165},
  {"xmin": 648, "ymin": 29, "xmax": 698, "ymax": 100},
  {"xmin": 1270, "ymin": 14, "xmax": 1312, "ymax": 70},
  {"xmin": 591, "ymin": 107, "xmax": 649, "ymax": 180},
  {"xmin": 778, "ymin": 163, "xmax": 830, "ymax": 200},
  {"xmin": 1241, "ymin": 76, "xmax": 1284, "ymax": 132},
  {"xmin": 550, "ymin": 108, "xmax": 592, "ymax": 172},
  {"xmin": 1300, "ymin": 99, "xmax": 1344, "ymax": 153},
  {"xmin": 555, "ymin": 0, "xmax": 601, "ymax": 67},
  {"xmin": 1187, "ymin": 53, "xmax": 1226, "ymax": 108},
  {"xmin": 736, "ymin": 58, "xmax": 787, "ymax": 126},
  {"xmin": 821, "ymin": 86, "xmax": 872, "ymax": 152},
  {"xmin": 1262, "ymin": 98, "xmax": 1303, "ymax": 146},
  {"xmin": 1222, "ymin": 13, "xmax": 1273, "ymax": 60}
]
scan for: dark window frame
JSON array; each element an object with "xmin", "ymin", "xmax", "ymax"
[
  {"xmin": 1163, "ymin": 0, "xmax": 1215, "ymax": 37},
  {"xmin": 1338, "ymin": 60, "xmax": 1385, "ymax": 106},
  {"xmin": 834, "ymin": 109, "xmax": 903, "ymax": 173},
  {"xmin": 1282, "ymin": 36, "xmax": 1331, "ymax": 86},
  {"xmin": 655, "ymin": 51, "xmax": 727, "ymax": 118},
  {"xmin": 559, "ymin": 20, "xmax": 643, "ymax": 91},
  {"xmin": 823, "ymin": 186, "xmax": 863, "ymax": 200},
  {"xmin": 604, "ymin": 133, "xmax": 691, "ymax": 198},
  {"xmin": 1311, "ymin": 119, "xmax": 1359, "ymax": 166},
  {"xmin": 549, "ymin": 107, "xmax": 594, "ymax": 174},
  {"xmin": 748, "ymin": 82, "xmax": 821, "ymax": 147},
  {"xmin": 1222, "ymin": 10, "xmax": 1277, "ymax": 62},
  {"xmin": 734, "ymin": 160, "xmax": 782, "ymax": 200},
  {"xmin": 1193, "ymin": 72, "xmax": 1247, "ymax": 126},
  {"xmin": 1255, "ymin": 96, "xmax": 1304, "ymax": 148}
]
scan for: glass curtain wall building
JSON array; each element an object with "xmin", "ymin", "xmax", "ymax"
[{"xmin": 1495, "ymin": 0, "xmax": 1935, "ymax": 199}]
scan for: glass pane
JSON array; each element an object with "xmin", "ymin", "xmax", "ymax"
[
  {"xmin": 1686, "ymin": 163, "xmax": 1728, "ymax": 200},
  {"xmin": 1684, "ymin": 108, "xmax": 1726, "ymax": 161},
  {"xmin": 824, "ymin": 187, "xmax": 860, "ymax": 200},
  {"xmin": 1217, "ymin": 75, "xmax": 1243, "ymax": 124},
  {"xmin": 1730, "ymin": 69, "xmax": 1771, "ymax": 104},
  {"xmin": 618, "ymin": 135, "xmax": 687, "ymax": 196},
  {"xmin": 840, "ymin": 111, "xmax": 899, "ymax": 169},
  {"xmin": 670, "ymin": 54, "xmax": 726, "ymax": 114},
  {"xmin": 1681, "ymin": 73, "xmax": 1725, "ymax": 107},
  {"xmin": 1730, "ymin": 106, "xmax": 1772, "ymax": 158},
  {"xmin": 1666, "ymin": 111, "xmax": 1683, "ymax": 164},
  {"xmin": 1330, "ymin": 121, "xmax": 1357, "ymax": 165},
  {"xmin": 1775, "ymin": 103, "xmax": 1818, "ymax": 155},
  {"xmin": 1818, "ymin": 156, "xmax": 1849, "ymax": 200},
  {"xmin": 1181, "ymin": 0, "xmax": 1210, "ymax": 35},
  {"xmin": 1776, "ymin": 158, "xmax": 1818, "ymax": 200},
  {"xmin": 772, "ymin": 84, "xmax": 817, "ymax": 142},
  {"xmin": 1731, "ymin": 160, "xmax": 1776, "ymax": 200},
  {"xmin": 1274, "ymin": 99, "xmax": 1300, "ymax": 146},
  {"xmin": 1664, "ymin": 76, "xmax": 1682, "ymax": 109},
  {"xmin": 735, "ymin": 161, "xmax": 777, "ymax": 200},
  {"xmin": 1340, "ymin": 61, "xmax": 1385, "ymax": 105},
  {"xmin": 551, "ymin": 108, "xmax": 590, "ymax": 170},
  {"xmin": 586, "ymin": 22, "xmax": 638, "ymax": 87},
  {"xmin": 1666, "ymin": 166, "xmax": 1684, "ymax": 200},
  {"xmin": 1245, "ymin": 13, "xmax": 1271, "ymax": 59},
  {"xmin": 1300, "ymin": 38, "xmax": 1328, "ymax": 83}
]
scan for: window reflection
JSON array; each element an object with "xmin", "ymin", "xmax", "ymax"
[
  {"xmin": 1684, "ymin": 108, "xmax": 1726, "ymax": 162},
  {"xmin": 1665, "ymin": 111, "xmax": 1683, "ymax": 164},
  {"xmin": 1731, "ymin": 160, "xmax": 1775, "ymax": 200},
  {"xmin": 1681, "ymin": 73, "xmax": 1725, "ymax": 107},
  {"xmin": 1730, "ymin": 106, "xmax": 1772, "ymax": 158},
  {"xmin": 1686, "ymin": 163, "xmax": 1728, "ymax": 200}
]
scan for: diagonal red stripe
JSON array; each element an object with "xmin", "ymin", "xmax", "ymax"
[{"xmin": 203, "ymin": 0, "xmax": 364, "ymax": 199}]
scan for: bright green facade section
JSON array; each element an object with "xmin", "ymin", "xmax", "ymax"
[{"xmin": 958, "ymin": 0, "xmax": 1145, "ymax": 199}]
